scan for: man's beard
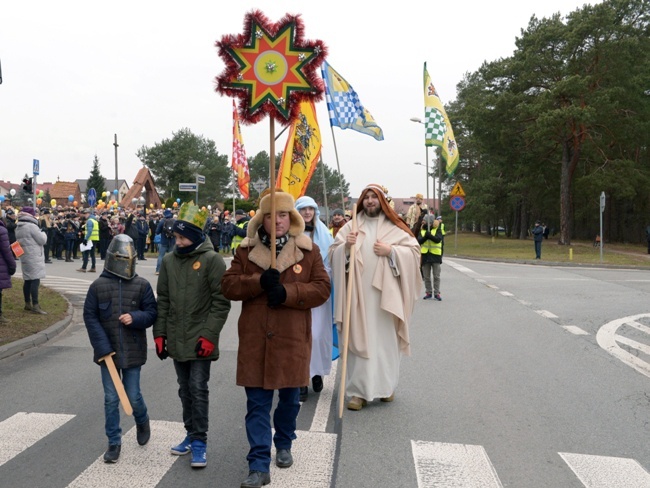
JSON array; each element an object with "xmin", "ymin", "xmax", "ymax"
[{"xmin": 364, "ymin": 206, "xmax": 382, "ymax": 218}]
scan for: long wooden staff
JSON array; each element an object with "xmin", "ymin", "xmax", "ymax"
[
  {"xmin": 338, "ymin": 204, "xmax": 357, "ymax": 418},
  {"xmin": 269, "ymin": 118, "xmax": 277, "ymax": 268}
]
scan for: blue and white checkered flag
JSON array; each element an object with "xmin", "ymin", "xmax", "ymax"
[{"xmin": 321, "ymin": 61, "xmax": 384, "ymax": 141}]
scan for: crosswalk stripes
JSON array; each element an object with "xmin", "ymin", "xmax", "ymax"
[
  {"xmin": 411, "ymin": 440, "xmax": 503, "ymax": 487},
  {"xmin": 559, "ymin": 452, "xmax": 650, "ymax": 487},
  {"xmin": 67, "ymin": 420, "xmax": 183, "ymax": 488},
  {"xmin": 4, "ymin": 411, "xmax": 650, "ymax": 486},
  {"xmin": 0, "ymin": 412, "xmax": 75, "ymax": 468},
  {"xmin": 411, "ymin": 440, "xmax": 650, "ymax": 487},
  {"xmin": 39, "ymin": 275, "xmax": 92, "ymax": 299}
]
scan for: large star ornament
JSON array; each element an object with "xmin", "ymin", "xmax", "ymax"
[{"xmin": 215, "ymin": 10, "xmax": 327, "ymax": 125}]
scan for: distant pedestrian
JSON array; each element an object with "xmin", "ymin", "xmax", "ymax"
[
  {"xmin": 15, "ymin": 207, "xmax": 48, "ymax": 314},
  {"xmin": 532, "ymin": 220, "xmax": 544, "ymax": 259},
  {"xmin": 0, "ymin": 217, "xmax": 17, "ymax": 323},
  {"xmin": 418, "ymin": 215, "xmax": 443, "ymax": 301}
]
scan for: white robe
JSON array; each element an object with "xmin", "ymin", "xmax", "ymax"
[{"xmin": 329, "ymin": 213, "xmax": 422, "ymax": 401}]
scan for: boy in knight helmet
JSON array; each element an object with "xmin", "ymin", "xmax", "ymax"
[
  {"xmin": 83, "ymin": 234, "xmax": 158, "ymax": 463},
  {"xmin": 153, "ymin": 201, "xmax": 231, "ymax": 469}
]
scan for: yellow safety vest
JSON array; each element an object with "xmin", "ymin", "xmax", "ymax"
[
  {"xmin": 420, "ymin": 228, "xmax": 442, "ymax": 255},
  {"xmin": 230, "ymin": 221, "xmax": 247, "ymax": 251},
  {"xmin": 88, "ymin": 217, "xmax": 100, "ymax": 241}
]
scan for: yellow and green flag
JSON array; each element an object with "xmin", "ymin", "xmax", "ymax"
[{"xmin": 423, "ymin": 62, "xmax": 459, "ymax": 175}]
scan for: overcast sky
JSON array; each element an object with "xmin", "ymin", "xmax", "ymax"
[{"xmin": 0, "ymin": 0, "xmax": 600, "ymax": 203}]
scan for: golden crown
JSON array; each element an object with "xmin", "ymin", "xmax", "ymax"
[{"xmin": 177, "ymin": 201, "xmax": 208, "ymax": 229}]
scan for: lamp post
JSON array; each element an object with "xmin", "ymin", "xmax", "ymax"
[
  {"xmin": 410, "ymin": 117, "xmax": 431, "ymax": 213},
  {"xmin": 413, "ymin": 162, "xmax": 435, "ymax": 212}
]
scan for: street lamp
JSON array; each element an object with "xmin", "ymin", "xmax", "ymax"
[
  {"xmin": 413, "ymin": 162, "xmax": 435, "ymax": 212},
  {"xmin": 410, "ymin": 117, "xmax": 432, "ymax": 213}
]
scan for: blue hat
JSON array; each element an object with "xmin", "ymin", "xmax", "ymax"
[{"xmin": 163, "ymin": 209, "xmax": 172, "ymax": 218}]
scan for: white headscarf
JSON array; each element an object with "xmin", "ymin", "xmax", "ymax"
[{"xmin": 295, "ymin": 196, "xmax": 334, "ymax": 264}]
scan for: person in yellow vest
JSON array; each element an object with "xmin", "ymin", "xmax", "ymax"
[
  {"xmin": 435, "ymin": 215, "xmax": 446, "ymax": 253},
  {"xmin": 78, "ymin": 208, "xmax": 100, "ymax": 273},
  {"xmin": 230, "ymin": 209, "xmax": 250, "ymax": 256},
  {"xmin": 418, "ymin": 215, "xmax": 443, "ymax": 300}
]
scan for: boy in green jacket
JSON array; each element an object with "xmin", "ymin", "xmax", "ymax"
[{"xmin": 152, "ymin": 202, "xmax": 231, "ymax": 469}]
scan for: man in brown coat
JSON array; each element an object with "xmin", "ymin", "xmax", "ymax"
[{"xmin": 221, "ymin": 190, "xmax": 330, "ymax": 488}]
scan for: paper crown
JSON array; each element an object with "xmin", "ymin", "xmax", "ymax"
[{"xmin": 177, "ymin": 201, "xmax": 208, "ymax": 229}]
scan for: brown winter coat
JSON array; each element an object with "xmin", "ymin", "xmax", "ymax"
[{"xmin": 221, "ymin": 232, "xmax": 330, "ymax": 390}]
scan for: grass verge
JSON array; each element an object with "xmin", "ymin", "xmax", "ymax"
[{"xmin": 0, "ymin": 280, "xmax": 69, "ymax": 347}]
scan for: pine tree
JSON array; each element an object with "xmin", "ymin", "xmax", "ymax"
[{"xmin": 87, "ymin": 154, "xmax": 106, "ymax": 202}]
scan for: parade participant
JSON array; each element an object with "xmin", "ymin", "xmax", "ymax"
[
  {"xmin": 153, "ymin": 202, "xmax": 231, "ymax": 469},
  {"xmin": 295, "ymin": 195, "xmax": 335, "ymax": 402},
  {"xmin": 329, "ymin": 184, "xmax": 421, "ymax": 411},
  {"xmin": 418, "ymin": 215, "xmax": 443, "ymax": 300},
  {"xmin": 15, "ymin": 207, "xmax": 48, "ymax": 314},
  {"xmin": 230, "ymin": 208, "xmax": 250, "ymax": 255},
  {"xmin": 0, "ymin": 216, "xmax": 16, "ymax": 323},
  {"xmin": 154, "ymin": 209, "xmax": 175, "ymax": 275},
  {"xmin": 406, "ymin": 193, "xmax": 428, "ymax": 231},
  {"xmin": 77, "ymin": 208, "xmax": 99, "ymax": 273},
  {"xmin": 83, "ymin": 234, "xmax": 157, "ymax": 463},
  {"xmin": 329, "ymin": 208, "xmax": 346, "ymax": 238},
  {"xmin": 221, "ymin": 190, "xmax": 330, "ymax": 488}
]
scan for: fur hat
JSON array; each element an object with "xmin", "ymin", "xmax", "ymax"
[
  {"xmin": 415, "ymin": 193, "xmax": 424, "ymax": 199},
  {"xmin": 247, "ymin": 190, "xmax": 304, "ymax": 239},
  {"xmin": 332, "ymin": 208, "xmax": 344, "ymax": 216},
  {"xmin": 21, "ymin": 206, "xmax": 35, "ymax": 216}
]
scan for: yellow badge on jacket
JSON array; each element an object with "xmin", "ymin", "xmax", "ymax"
[
  {"xmin": 293, "ymin": 264, "xmax": 302, "ymax": 274},
  {"xmin": 193, "ymin": 261, "xmax": 201, "ymax": 270}
]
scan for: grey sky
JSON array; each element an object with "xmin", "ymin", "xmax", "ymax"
[{"xmin": 0, "ymin": 0, "xmax": 599, "ymax": 201}]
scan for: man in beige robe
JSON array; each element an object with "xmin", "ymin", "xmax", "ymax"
[
  {"xmin": 329, "ymin": 184, "xmax": 422, "ymax": 411},
  {"xmin": 405, "ymin": 193, "xmax": 428, "ymax": 230}
]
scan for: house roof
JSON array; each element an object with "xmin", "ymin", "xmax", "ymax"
[
  {"xmin": 50, "ymin": 181, "xmax": 81, "ymax": 199},
  {"xmin": 76, "ymin": 179, "xmax": 129, "ymax": 193}
]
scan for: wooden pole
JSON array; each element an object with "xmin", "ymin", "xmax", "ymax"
[
  {"xmin": 337, "ymin": 203, "xmax": 357, "ymax": 418},
  {"xmin": 269, "ymin": 118, "xmax": 277, "ymax": 268}
]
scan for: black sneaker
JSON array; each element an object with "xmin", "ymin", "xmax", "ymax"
[
  {"xmin": 103, "ymin": 444, "xmax": 121, "ymax": 463},
  {"xmin": 136, "ymin": 419, "xmax": 150, "ymax": 446},
  {"xmin": 312, "ymin": 375, "xmax": 323, "ymax": 392},
  {"xmin": 299, "ymin": 386, "xmax": 308, "ymax": 402}
]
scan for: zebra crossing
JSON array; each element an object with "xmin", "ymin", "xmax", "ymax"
[
  {"xmin": 38, "ymin": 275, "xmax": 93, "ymax": 301},
  {"xmin": 2, "ymin": 410, "xmax": 649, "ymax": 487}
]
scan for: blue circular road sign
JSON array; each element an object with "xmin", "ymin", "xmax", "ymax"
[{"xmin": 450, "ymin": 195, "xmax": 465, "ymax": 211}]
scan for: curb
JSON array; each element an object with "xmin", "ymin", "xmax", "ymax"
[{"xmin": 0, "ymin": 298, "xmax": 74, "ymax": 361}]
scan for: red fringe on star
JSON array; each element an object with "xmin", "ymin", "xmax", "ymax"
[{"xmin": 215, "ymin": 10, "xmax": 327, "ymax": 125}]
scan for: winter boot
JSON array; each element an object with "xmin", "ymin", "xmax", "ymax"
[
  {"xmin": 31, "ymin": 304, "xmax": 47, "ymax": 315},
  {"xmin": 24, "ymin": 301, "xmax": 32, "ymax": 312}
]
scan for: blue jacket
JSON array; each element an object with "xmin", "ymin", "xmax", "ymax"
[{"xmin": 83, "ymin": 271, "xmax": 157, "ymax": 367}]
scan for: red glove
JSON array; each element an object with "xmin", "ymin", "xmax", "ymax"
[
  {"xmin": 154, "ymin": 336, "xmax": 169, "ymax": 360},
  {"xmin": 195, "ymin": 337, "xmax": 215, "ymax": 357}
]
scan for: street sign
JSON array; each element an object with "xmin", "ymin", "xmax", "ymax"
[
  {"xmin": 252, "ymin": 179, "xmax": 266, "ymax": 194},
  {"xmin": 450, "ymin": 181, "xmax": 465, "ymax": 197},
  {"xmin": 179, "ymin": 183, "xmax": 198, "ymax": 192},
  {"xmin": 33, "ymin": 159, "xmax": 40, "ymax": 176},
  {"xmin": 196, "ymin": 175, "xmax": 206, "ymax": 184},
  {"xmin": 600, "ymin": 191, "xmax": 606, "ymax": 212},
  {"xmin": 450, "ymin": 195, "xmax": 465, "ymax": 211},
  {"xmin": 87, "ymin": 188, "xmax": 97, "ymax": 207}
]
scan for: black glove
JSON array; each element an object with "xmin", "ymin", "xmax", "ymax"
[
  {"xmin": 425, "ymin": 232, "xmax": 433, "ymax": 241},
  {"xmin": 82, "ymin": 239, "xmax": 88, "ymax": 246},
  {"xmin": 260, "ymin": 268, "xmax": 280, "ymax": 290},
  {"xmin": 267, "ymin": 284, "xmax": 287, "ymax": 307},
  {"xmin": 8, "ymin": 267, "xmax": 16, "ymax": 276}
]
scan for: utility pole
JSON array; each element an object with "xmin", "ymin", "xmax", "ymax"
[{"xmin": 113, "ymin": 134, "xmax": 119, "ymax": 203}]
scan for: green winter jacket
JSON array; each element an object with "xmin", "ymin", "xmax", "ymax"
[{"xmin": 153, "ymin": 238, "xmax": 231, "ymax": 361}]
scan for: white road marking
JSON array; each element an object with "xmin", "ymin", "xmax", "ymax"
[
  {"xmin": 67, "ymin": 420, "xmax": 183, "ymax": 488},
  {"xmin": 0, "ymin": 412, "xmax": 75, "ymax": 467},
  {"xmin": 310, "ymin": 360, "xmax": 337, "ymax": 433},
  {"xmin": 517, "ymin": 299, "xmax": 531, "ymax": 306},
  {"xmin": 597, "ymin": 313, "xmax": 650, "ymax": 379},
  {"xmin": 487, "ymin": 284, "xmax": 499, "ymax": 290},
  {"xmin": 270, "ymin": 431, "xmax": 337, "ymax": 488},
  {"xmin": 411, "ymin": 440, "xmax": 503, "ymax": 487},
  {"xmin": 444, "ymin": 260, "xmax": 477, "ymax": 274},
  {"xmin": 499, "ymin": 291, "xmax": 513, "ymax": 297},
  {"xmin": 562, "ymin": 326, "xmax": 589, "ymax": 335},
  {"xmin": 626, "ymin": 320, "xmax": 650, "ymax": 335},
  {"xmin": 559, "ymin": 452, "xmax": 650, "ymax": 487},
  {"xmin": 615, "ymin": 335, "xmax": 650, "ymax": 357},
  {"xmin": 536, "ymin": 310, "xmax": 559, "ymax": 319}
]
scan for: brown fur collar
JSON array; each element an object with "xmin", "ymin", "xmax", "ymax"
[{"xmin": 240, "ymin": 233, "xmax": 313, "ymax": 272}]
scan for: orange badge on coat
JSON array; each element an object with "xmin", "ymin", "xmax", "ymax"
[
  {"xmin": 293, "ymin": 264, "xmax": 302, "ymax": 274},
  {"xmin": 193, "ymin": 262, "xmax": 201, "ymax": 270}
]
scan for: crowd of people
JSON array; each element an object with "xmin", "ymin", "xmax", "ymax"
[{"xmin": 0, "ymin": 187, "xmax": 435, "ymax": 488}]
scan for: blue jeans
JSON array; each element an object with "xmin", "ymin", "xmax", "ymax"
[
  {"xmin": 82, "ymin": 242, "xmax": 96, "ymax": 270},
  {"xmin": 534, "ymin": 240, "xmax": 542, "ymax": 259},
  {"xmin": 156, "ymin": 243, "xmax": 170, "ymax": 272},
  {"xmin": 244, "ymin": 387, "xmax": 300, "ymax": 472},
  {"xmin": 100, "ymin": 364, "xmax": 148, "ymax": 445},
  {"xmin": 173, "ymin": 360, "xmax": 211, "ymax": 443}
]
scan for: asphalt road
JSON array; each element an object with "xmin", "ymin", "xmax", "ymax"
[{"xmin": 1, "ymin": 256, "xmax": 650, "ymax": 487}]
